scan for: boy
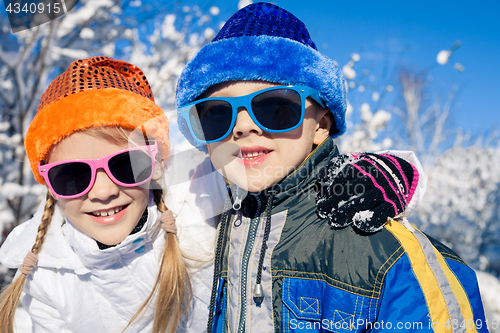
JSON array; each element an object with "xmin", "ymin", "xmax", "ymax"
[{"xmin": 176, "ymin": 3, "xmax": 487, "ymax": 332}]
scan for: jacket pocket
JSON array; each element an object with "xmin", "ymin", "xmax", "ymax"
[{"xmin": 282, "ymin": 277, "xmax": 375, "ymax": 333}]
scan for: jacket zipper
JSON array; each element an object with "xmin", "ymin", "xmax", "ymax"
[{"xmin": 237, "ymin": 196, "xmax": 262, "ymax": 333}]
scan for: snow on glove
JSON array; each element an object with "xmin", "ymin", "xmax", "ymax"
[{"xmin": 316, "ymin": 153, "xmax": 419, "ymax": 233}]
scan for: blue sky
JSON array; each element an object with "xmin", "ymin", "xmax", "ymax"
[{"xmin": 210, "ymin": 0, "xmax": 500, "ymax": 134}]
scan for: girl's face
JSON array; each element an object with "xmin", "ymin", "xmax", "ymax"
[{"xmin": 47, "ymin": 131, "xmax": 151, "ymax": 246}]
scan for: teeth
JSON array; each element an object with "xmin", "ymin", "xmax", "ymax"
[
  {"xmin": 242, "ymin": 151, "xmax": 267, "ymax": 159},
  {"xmin": 93, "ymin": 206, "xmax": 123, "ymax": 217}
]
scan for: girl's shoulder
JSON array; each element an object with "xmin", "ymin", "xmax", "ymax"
[
  {"xmin": 0, "ymin": 199, "xmax": 47, "ymax": 268},
  {"xmin": 0, "ymin": 199, "xmax": 85, "ymax": 272},
  {"xmin": 164, "ymin": 155, "xmax": 224, "ymax": 258}
]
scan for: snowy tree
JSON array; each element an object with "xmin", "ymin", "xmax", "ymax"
[
  {"xmin": 338, "ymin": 53, "xmax": 396, "ymax": 153},
  {"xmin": 414, "ymin": 142, "xmax": 500, "ymax": 275}
]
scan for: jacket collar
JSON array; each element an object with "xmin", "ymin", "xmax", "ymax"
[{"xmin": 63, "ymin": 195, "xmax": 161, "ymax": 271}]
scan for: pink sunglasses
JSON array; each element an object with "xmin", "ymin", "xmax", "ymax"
[{"xmin": 38, "ymin": 142, "xmax": 159, "ymax": 199}]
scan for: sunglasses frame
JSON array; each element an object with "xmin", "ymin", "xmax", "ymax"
[
  {"xmin": 38, "ymin": 141, "xmax": 159, "ymax": 199},
  {"xmin": 178, "ymin": 85, "xmax": 326, "ymax": 144}
]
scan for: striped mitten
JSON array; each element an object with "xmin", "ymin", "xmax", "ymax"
[{"xmin": 316, "ymin": 153, "xmax": 419, "ymax": 233}]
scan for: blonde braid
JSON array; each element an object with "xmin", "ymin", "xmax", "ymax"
[
  {"xmin": 0, "ymin": 192, "xmax": 56, "ymax": 333},
  {"xmin": 126, "ymin": 189, "xmax": 191, "ymax": 333},
  {"xmin": 32, "ymin": 193, "xmax": 56, "ymax": 254}
]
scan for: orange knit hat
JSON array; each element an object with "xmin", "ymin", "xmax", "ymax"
[{"xmin": 25, "ymin": 56, "xmax": 170, "ymax": 184}]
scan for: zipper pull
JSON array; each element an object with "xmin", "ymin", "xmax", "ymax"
[
  {"xmin": 233, "ymin": 191, "xmax": 243, "ymax": 210},
  {"xmin": 229, "ymin": 185, "xmax": 247, "ymax": 211}
]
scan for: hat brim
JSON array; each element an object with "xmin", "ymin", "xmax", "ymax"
[
  {"xmin": 176, "ymin": 35, "xmax": 347, "ymax": 149},
  {"xmin": 26, "ymin": 88, "xmax": 170, "ymax": 184}
]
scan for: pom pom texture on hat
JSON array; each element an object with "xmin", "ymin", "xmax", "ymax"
[
  {"xmin": 176, "ymin": 2, "xmax": 347, "ymax": 149},
  {"xmin": 25, "ymin": 56, "xmax": 170, "ymax": 184}
]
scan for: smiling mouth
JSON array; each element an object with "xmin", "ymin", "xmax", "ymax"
[
  {"xmin": 89, "ymin": 205, "xmax": 127, "ymax": 217},
  {"xmin": 237, "ymin": 149, "xmax": 272, "ymax": 160}
]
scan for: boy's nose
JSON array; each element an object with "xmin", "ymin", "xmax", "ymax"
[
  {"xmin": 87, "ymin": 169, "xmax": 120, "ymax": 201},
  {"xmin": 232, "ymin": 108, "xmax": 263, "ymax": 138}
]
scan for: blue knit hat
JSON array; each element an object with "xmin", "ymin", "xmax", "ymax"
[{"xmin": 176, "ymin": 2, "xmax": 347, "ymax": 148}]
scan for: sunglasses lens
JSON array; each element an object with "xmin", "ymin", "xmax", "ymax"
[
  {"xmin": 189, "ymin": 100, "xmax": 233, "ymax": 142},
  {"xmin": 109, "ymin": 150, "xmax": 153, "ymax": 184},
  {"xmin": 48, "ymin": 162, "xmax": 92, "ymax": 197},
  {"xmin": 251, "ymin": 89, "xmax": 302, "ymax": 131}
]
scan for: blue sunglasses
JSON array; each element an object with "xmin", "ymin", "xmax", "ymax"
[{"xmin": 178, "ymin": 85, "xmax": 326, "ymax": 144}]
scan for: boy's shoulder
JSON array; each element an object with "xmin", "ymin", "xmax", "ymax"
[
  {"xmin": 275, "ymin": 212, "xmax": 470, "ymax": 294},
  {"xmin": 425, "ymin": 232, "xmax": 467, "ymax": 265}
]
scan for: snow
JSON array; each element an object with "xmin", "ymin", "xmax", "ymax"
[
  {"xmin": 353, "ymin": 210, "xmax": 374, "ymax": 223},
  {"xmin": 101, "ymin": 43, "xmax": 115, "ymax": 57},
  {"xmin": 360, "ymin": 103, "xmax": 372, "ymax": 122},
  {"xmin": 129, "ymin": 0, "xmax": 141, "ymax": 7},
  {"xmin": 204, "ymin": 27, "xmax": 215, "ymax": 40},
  {"xmin": 345, "ymin": 101, "xmax": 353, "ymax": 118},
  {"xmin": 0, "ymin": 78, "xmax": 13, "ymax": 90},
  {"xmin": 455, "ymin": 62, "xmax": 465, "ymax": 72},
  {"xmin": 238, "ymin": 0, "xmax": 253, "ymax": 10},
  {"xmin": 57, "ymin": 0, "xmax": 114, "ymax": 38},
  {"xmin": 436, "ymin": 50, "xmax": 451, "ymax": 65},
  {"xmin": 477, "ymin": 271, "xmax": 500, "ymax": 332},
  {"xmin": 209, "ymin": 6, "xmax": 220, "ymax": 16},
  {"xmin": 79, "ymin": 27, "xmax": 94, "ymax": 39},
  {"xmin": 52, "ymin": 46, "xmax": 89, "ymax": 59},
  {"xmin": 351, "ymin": 53, "xmax": 360, "ymax": 62},
  {"xmin": 369, "ymin": 110, "xmax": 391, "ymax": 132},
  {"xmin": 342, "ymin": 64, "xmax": 356, "ymax": 80}
]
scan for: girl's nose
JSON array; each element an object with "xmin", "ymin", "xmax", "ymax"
[
  {"xmin": 232, "ymin": 108, "xmax": 263, "ymax": 138},
  {"xmin": 87, "ymin": 169, "xmax": 120, "ymax": 201}
]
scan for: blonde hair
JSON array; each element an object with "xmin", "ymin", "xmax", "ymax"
[
  {"xmin": 0, "ymin": 127, "xmax": 191, "ymax": 333},
  {"xmin": 126, "ymin": 189, "xmax": 191, "ymax": 333}
]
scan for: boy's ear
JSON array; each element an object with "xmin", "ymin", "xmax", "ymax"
[
  {"xmin": 153, "ymin": 161, "xmax": 164, "ymax": 180},
  {"xmin": 313, "ymin": 109, "xmax": 334, "ymax": 145}
]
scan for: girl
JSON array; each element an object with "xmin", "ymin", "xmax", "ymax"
[{"xmin": 0, "ymin": 57, "xmax": 202, "ymax": 332}]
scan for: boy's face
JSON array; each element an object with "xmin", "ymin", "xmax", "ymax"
[{"xmin": 205, "ymin": 81, "xmax": 332, "ymax": 192}]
